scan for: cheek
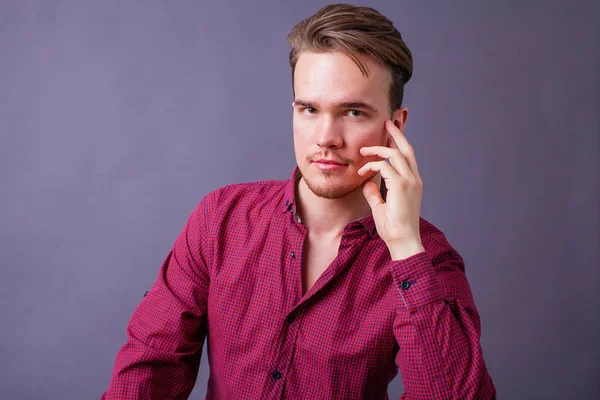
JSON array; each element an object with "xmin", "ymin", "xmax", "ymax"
[
  {"xmin": 292, "ymin": 128, "xmax": 312, "ymax": 159},
  {"xmin": 349, "ymin": 120, "xmax": 387, "ymax": 143},
  {"xmin": 292, "ymin": 119, "xmax": 312, "ymax": 142},
  {"xmin": 350, "ymin": 127, "xmax": 387, "ymax": 154},
  {"xmin": 293, "ymin": 129, "xmax": 308, "ymax": 145}
]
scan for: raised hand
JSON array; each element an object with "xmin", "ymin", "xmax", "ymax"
[{"xmin": 358, "ymin": 120, "xmax": 425, "ymax": 260}]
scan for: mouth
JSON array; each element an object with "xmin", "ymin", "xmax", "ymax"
[
  {"xmin": 314, "ymin": 159, "xmax": 345, "ymax": 165},
  {"xmin": 312, "ymin": 159, "xmax": 348, "ymax": 171}
]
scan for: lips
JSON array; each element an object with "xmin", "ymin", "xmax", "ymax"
[
  {"xmin": 313, "ymin": 159, "xmax": 346, "ymax": 165},
  {"xmin": 311, "ymin": 158, "xmax": 349, "ymax": 171}
]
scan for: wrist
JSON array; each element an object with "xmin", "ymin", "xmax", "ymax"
[{"xmin": 388, "ymin": 240, "xmax": 425, "ymax": 261}]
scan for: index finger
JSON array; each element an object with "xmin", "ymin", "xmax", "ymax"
[{"xmin": 385, "ymin": 120, "xmax": 420, "ymax": 178}]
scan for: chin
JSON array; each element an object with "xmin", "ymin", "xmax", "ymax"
[{"xmin": 302, "ymin": 171, "xmax": 363, "ymax": 200}]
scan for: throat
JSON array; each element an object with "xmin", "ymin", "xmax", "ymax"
[{"xmin": 301, "ymin": 233, "xmax": 341, "ymax": 295}]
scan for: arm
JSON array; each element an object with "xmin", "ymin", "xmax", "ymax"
[
  {"xmin": 390, "ymin": 238, "xmax": 496, "ymax": 399},
  {"xmin": 101, "ymin": 196, "xmax": 213, "ymax": 399},
  {"xmin": 359, "ymin": 120, "xmax": 495, "ymax": 398}
]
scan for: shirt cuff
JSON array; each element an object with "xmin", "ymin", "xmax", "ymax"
[{"xmin": 389, "ymin": 251, "xmax": 444, "ymax": 311}]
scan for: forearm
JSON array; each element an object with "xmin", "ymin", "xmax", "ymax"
[
  {"xmin": 102, "ymin": 326, "xmax": 204, "ymax": 399},
  {"xmin": 101, "ymin": 251, "xmax": 208, "ymax": 399},
  {"xmin": 391, "ymin": 251, "xmax": 496, "ymax": 399}
]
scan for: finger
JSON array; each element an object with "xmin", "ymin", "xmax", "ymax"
[
  {"xmin": 361, "ymin": 179, "xmax": 384, "ymax": 211},
  {"xmin": 386, "ymin": 121, "xmax": 420, "ymax": 178},
  {"xmin": 386, "ymin": 120, "xmax": 420, "ymax": 179},
  {"xmin": 387, "ymin": 131, "xmax": 400, "ymax": 150},
  {"xmin": 360, "ymin": 145, "xmax": 396, "ymax": 159},
  {"xmin": 360, "ymin": 146, "xmax": 416, "ymax": 184},
  {"xmin": 358, "ymin": 160, "xmax": 402, "ymax": 185}
]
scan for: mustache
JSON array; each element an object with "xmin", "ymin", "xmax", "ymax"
[{"xmin": 306, "ymin": 153, "xmax": 352, "ymax": 164}]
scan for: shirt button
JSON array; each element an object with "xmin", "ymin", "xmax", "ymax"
[
  {"xmin": 291, "ymin": 251, "xmax": 295, "ymax": 259},
  {"xmin": 272, "ymin": 371, "xmax": 281, "ymax": 380},
  {"xmin": 401, "ymin": 280, "xmax": 411, "ymax": 290}
]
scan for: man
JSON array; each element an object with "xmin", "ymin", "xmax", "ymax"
[{"xmin": 102, "ymin": 4, "xmax": 496, "ymax": 399}]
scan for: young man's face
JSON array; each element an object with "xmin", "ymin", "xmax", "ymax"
[{"xmin": 292, "ymin": 51, "xmax": 403, "ymax": 199}]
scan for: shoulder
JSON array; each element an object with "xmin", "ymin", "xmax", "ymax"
[
  {"xmin": 196, "ymin": 177, "xmax": 289, "ymax": 218},
  {"xmin": 212, "ymin": 178, "xmax": 288, "ymax": 206}
]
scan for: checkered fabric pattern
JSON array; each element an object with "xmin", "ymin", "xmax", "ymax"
[{"xmin": 102, "ymin": 167, "xmax": 496, "ymax": 399}]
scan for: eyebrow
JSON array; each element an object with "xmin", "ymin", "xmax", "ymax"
[{"xmin": 293, "ymin": 99, "xmax": 378, "ymax": 113}]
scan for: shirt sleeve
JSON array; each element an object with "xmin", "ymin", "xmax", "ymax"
[
  {"xmin": 390, "ymin": 237, "xmax": 496, "ymax": 399},
  {"xmin": 101, "ymin": 195, "xmax": 213, "ymax": 399}
]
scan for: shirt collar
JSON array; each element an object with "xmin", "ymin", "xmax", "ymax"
[
  {"xmin": 282, "ymin": 166, "xmax": 383, "ymax": 239},
  {"xmin": 282, "ymin": 166, "xmax": 301, "ymax": 214}
]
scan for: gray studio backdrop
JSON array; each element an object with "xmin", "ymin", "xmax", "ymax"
[{"xmin": 1, "ymin": 1, "xmax": 598, "ymax": 399}]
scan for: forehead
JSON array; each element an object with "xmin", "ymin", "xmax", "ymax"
[{"xmin": 294, "ymin": 51, "xmax": 391, "ymax": 106}]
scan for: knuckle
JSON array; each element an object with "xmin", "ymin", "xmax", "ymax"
[{"xmin": 416, "ymin": 180, "xmax": 424, "ymax": 192}]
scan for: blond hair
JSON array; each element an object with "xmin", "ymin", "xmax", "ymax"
[{"xmin": 287, "ymin": 4, "xmax": 413, "ymax": 113}]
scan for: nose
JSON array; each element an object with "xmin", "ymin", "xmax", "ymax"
[{"xmin": 316, "ymin": 114, "xmax": 343, "ymax": 149}]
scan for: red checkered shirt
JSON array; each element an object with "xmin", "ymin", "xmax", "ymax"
[{"xmin": 102, "ymin": 167, "xmax": 496, "ymax": 399}]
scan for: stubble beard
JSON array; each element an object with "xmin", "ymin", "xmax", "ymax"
[{"xmin": 302, "ymin": 170, "xmax": 363, "ymax": 200}]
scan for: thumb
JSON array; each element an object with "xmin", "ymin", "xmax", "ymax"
[{"xmin": 361, "ymin": 180, "xmax": 384, "ymax": 211}]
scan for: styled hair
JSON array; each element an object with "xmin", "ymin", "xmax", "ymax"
[{"xmin": 287, "ymin": 4, "xmax": 413, "ymax": 113}]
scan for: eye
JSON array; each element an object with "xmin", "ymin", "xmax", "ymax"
[
  {"xmin": 298, "ymin": 107, "xmax": 317, "ymax": 115},
  {"xmin": 347, "ymin": 110, "xmax": 364, "ymax": 118}
]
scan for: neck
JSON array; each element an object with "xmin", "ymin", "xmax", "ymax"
[{"xmin": 295, "ymin": 174, "xmax": 381, "ymax": 238}]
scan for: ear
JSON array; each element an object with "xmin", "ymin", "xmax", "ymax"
[{"xmin": 392, "ymin": 107, "xmax": 409, "ymax": 132}]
